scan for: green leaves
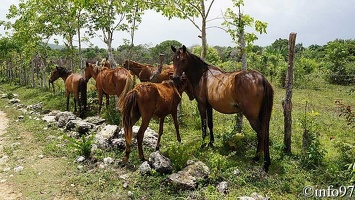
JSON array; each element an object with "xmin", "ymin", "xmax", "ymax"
[{"xmin": 223, "ymin": 0, "xmax": 268, "ymax": 49}]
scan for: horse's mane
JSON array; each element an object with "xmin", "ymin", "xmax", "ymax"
[
  {"xmin": 57, "ymin": 66, "xmax": 71, "ymax": 74},
  {"xmin": 186, "ymin": 51, "xmax": 209, "ymax": 69}
]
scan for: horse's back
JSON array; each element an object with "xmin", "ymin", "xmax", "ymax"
[
  {"xmin": 96, "ymin": 67, "xmax": 130, "ymax": 95},
  {"xmin": 134, "ymin": 82, "xmax": 176, "ymax": 117},
  {"xmin": 203, "ymin": 69, "xmax": 267, "ymax": 115},
  {"xmin": 65, "ymin": 73, "xmax": 84, "ymax": 93}
]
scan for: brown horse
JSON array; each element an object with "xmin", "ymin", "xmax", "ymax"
[
  {"xmin": 122, "ymin": 77, "xmax": 194, "ymax": 163},
  {"xmin": 85, "ymin": 61, "xmax": 134, "ymax": 114},
  {"xmin": 123, "ymin": 60, "xmax": 173, "ymax": 83},
  {"xmin": 49, "ymin": 66, "xmax": 87, "ymax": 118},
  {"xmin": 171, "ymin": 45, "xmax": 274, "ymax": 172}
]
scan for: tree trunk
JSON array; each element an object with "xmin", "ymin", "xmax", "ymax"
[
  {"xmin": 235, "ymin": 5, "xmax": 247, "ymax": 133},
  {"xmin": 150, "ymin": 54, "xmax": 164, "ymax": 83},
  {"xmin": 77, "ymin": 11, "xmax": 83, "ymax": 69},
  {"xmin": 283, "ymin": 32, "xmax": 297, "ymax": 154},
  {"xmin": 104, "ymin": 29, "xmax": 117, "ymax": 68},
  {"xmin": 200, "ymin": 0, "xmax": 207, "ymax": 60}
]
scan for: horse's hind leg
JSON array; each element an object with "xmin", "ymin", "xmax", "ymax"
[
  {"xmin": 123, "ymin": 125, "xmax": 133, "ymax": 163},
  {"xmin": 74, "ymin": 93, "xmax": 79, "ymax": 112},
  {"xmin": 207, "ymin": 105, "xmax": 214, "ymax": 147},
  {"xmin": 197, "ymin": 103, "xmax": 208, "ymax": 148},
  {"xmin": 156, "ymin": 117, "xmax": 165, "ymax": 151},
  {"xmin": 137, "ymin": 117, "xmax": 150, "ymax": 161},
  {"xmin": 249, "ymin": 119, "xmax": 263, "ymax": 161}
]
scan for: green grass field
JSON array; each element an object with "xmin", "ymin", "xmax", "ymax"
[{"xmin": 0, "ymin": 81, "xmax": 354, "ymax": 199}]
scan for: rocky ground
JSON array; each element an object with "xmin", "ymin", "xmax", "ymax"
[{"xmin": 0, "ymin": 110, "xmax": 23, "ymax": 199}]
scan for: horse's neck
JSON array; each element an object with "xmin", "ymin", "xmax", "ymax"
[
  {"xmin": 91, "ymin": 68, "xmax": 99, "ymax": 80},
  {"xmin": 129, "ymin": 62, "xmax": 144, "ymax": 74},
  {"xmin": 164, "ymin": 82, "xmax": 182, "ymax": 101},
  {"xmin": 186, "ymin": 65, "xmax": 208, "ymax": 87},
  {"xmin": 61, "ymin": 72, "xmax": 72, "ymax": 82}
]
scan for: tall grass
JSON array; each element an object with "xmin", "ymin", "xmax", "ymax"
[{"xmin": 0, "ymin": 82, "xmax": 354, "ymax": 199}]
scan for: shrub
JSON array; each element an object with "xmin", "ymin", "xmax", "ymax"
[
  {"xmin": 63, "ymin": 134, "xmax": 95, "ymax": 159},
  {"xmin": 102, "ymin": 97, "xmax": 122, "ymax": 125},
  {"xmin": 300, "ymin": 108, "xmax": 326, "ymax": 169}
]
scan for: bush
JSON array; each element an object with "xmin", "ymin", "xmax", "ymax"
[
  {"xmin": 63, "ymin": 134, "xmax": 95, "ymax": 159},
  {"xmin": 300, "ymin": 109, "xmax": 326, "ymax": 169},
  {"xmin": 102, "ymin": 97, "xmax": 122, "ymax": 125}
]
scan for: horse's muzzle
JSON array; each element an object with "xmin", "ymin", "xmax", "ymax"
[{"xmin": 172, "ymin": 76, "xmax": 181, "ymax": 85}]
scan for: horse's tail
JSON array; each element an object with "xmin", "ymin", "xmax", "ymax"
[
  {"xmin": 122, "ymin": 90, "xmax": 140, "ymax": 145},
  {"xmin": 260, "ymin": 77, "xmax": 274, "ymax": 172},
  {"xmin": 117, "ymin": 73, "xmax": 135, "ymax": 111},
  {"xmin": 79, "ymin": 77, "xmax": 87, "ymax": 117}
]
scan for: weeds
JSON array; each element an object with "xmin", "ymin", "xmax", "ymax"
[
  {"xmin": 63, "ymin": 134, "xmax": 95, "ymax": 158},
  {"xmin": 300, "ymin": 103, "xmax": 326, "ymax": 169}
]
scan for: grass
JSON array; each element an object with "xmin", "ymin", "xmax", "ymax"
[{"xmin": 0, "ymin": 82, "xmax": 354, "ymax": 199}]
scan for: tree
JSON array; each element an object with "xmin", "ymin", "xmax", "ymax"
[
  {"xmin": 86, "ymin": 0, "xmax": 144, "ymax": 67},
  {"xmin": 223, "ymin": 0, "xmax": 267, "ymax": 70},
  {"xmin": 150, "ymin": 40, "xmax": 182, "ymax": 64},
  {"xmin": 153, "ymin": 0, "xmax": 217, "ymax": 60},
  {"xmin": 3, "ymin": 0, "xmax": 49, "ymax": 87},
  {"xmin": 270, "ymin": 38, "xmax": 288, "ymax": 61},
  {"xmin": 192, "ymin": 45, "xmax": 221, "ymax": 66},
  {"xmin": 324, "ymin": 39, "xmax": 355, "ymax": 85}
]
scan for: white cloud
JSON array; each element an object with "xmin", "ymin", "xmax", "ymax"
[{"xmin": 1, "ymin": 0, "xmax": 354, "ymax": 48}]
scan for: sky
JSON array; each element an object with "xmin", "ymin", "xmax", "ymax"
[{"xmin": 1, "ymin": 0, "xmax": 354, "ymax": 48}]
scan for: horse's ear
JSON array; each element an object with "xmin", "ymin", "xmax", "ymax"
[
  {"xmin": 56, "ymin": 66, "xmax": 59, "ymax": 70},
  {"xmin": 182, "ymin": 45, "xmax": 187, "ymax": 53},
  {"xmin": 171, "ymin": 45, "xmax": 176, "ymax": 53}
]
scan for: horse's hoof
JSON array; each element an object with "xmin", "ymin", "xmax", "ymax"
[
  {"xmin": 253, "ymin": 156, "xmax": 260, "ymax": 162},
  {"xmin": 208, "ymin": 142, "xmax": 214, "ymax": 148},
  {"xmin": 122, "ymin": 157, "xmax": 129, "ymax": 164},
  {"xmin": 200, "ymin": 143, "xmax": 207, "ymax": 149}
]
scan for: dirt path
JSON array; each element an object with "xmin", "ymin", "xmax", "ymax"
[{"xmin": 0, "ymin": 110, "xmax": 23, "ymax": 200}]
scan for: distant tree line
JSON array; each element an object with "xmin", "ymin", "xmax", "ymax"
[{"xmin": 0, "ymin": 37, "xmax": 354, "ymax": 89}]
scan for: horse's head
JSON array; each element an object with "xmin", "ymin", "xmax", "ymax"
[
  {"xmin": 122, "ymin": 60, "xmax": 129, "ymax": 69},
  {"xmin": 171, "ymin": 45, "xmax": 189, "ymax": 84},
  {"xmin": 101, "ymin": 58, "xmax": 110, "ymax": 68},
  {"xmin": 175, "ymin": 73, "xmax": 194, "ymax": 101},
  {"xmin": 49, "ymin": 66, "xmax": 66, "ymax": 83},
  {"xmin": 84, "ymin": 62, "xmax": 94, "ymax": 81}
]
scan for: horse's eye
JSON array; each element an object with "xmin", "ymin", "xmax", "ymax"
[{"xmin": 176, "ymin": 56, "xmax": 179, "ymax": 59}]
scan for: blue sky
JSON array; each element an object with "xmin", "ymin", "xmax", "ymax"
[{"xmin": 1, "ymin": 0, "xmax": 354, "ymax": 48}]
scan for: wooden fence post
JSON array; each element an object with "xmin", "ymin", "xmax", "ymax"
[{"xmin": 283, "ymin": 32, "xmax": 297, "ymax": 154}]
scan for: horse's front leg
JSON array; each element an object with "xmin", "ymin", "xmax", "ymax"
[
  {"xmin": 73, "ymin": 93, "xmax": 78, "ymax": 112},
  {"xmin": 105, "ymin": 94, "xmax": 110, "ymax": 109},
  {"xmin": 206, "ymin": 105, "xmax": 214, "ymax": 147},
  {"xmin": 97, "ymin": 90, "xmax": 103, "ymax": 115},
  {"xmin": 197, "ymin": 103, "xmax": 208, "ymax": 148},
  {"xmin": 66, "ymin": 92, "xmax": 70, "ymax": 111},
  {"xmin": 171, "ymin": 111, "xmax": 181, "ymax": 143},
  {"xmin": 155, "ymin": 117, "xmax": 165, "ymax": 151}
]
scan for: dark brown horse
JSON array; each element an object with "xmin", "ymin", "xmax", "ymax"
[
  {"xmin": 85, "ymin": 61, "xmax": 134, "ymax": 114},
  {"xmin": 171, "ymin": 45, "xmax": 274, "ymax": 172},
  {"xmin": 49, "ymin": 66, "xmax": 87, "ymax": 118},
  {"xmin": 123, "ymin": 60, "xmax": 173, "ymax": 83},
  {"xmin": 122, "ymin": 77, "xmax": 194, "ymax": 163}
]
